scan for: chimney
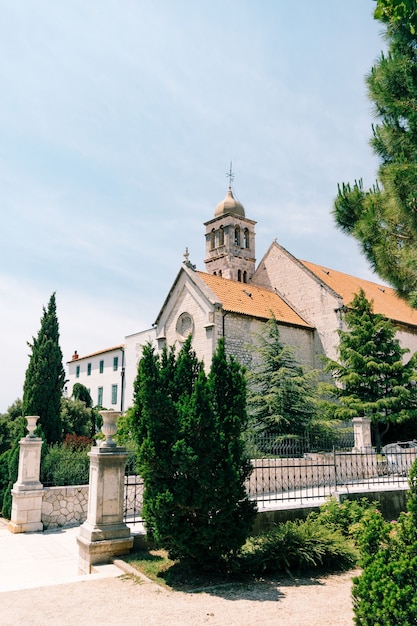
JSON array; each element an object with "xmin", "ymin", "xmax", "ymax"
[{"xmin": 72, "ymin": 351, "xmax": 79, "ymax": 360}]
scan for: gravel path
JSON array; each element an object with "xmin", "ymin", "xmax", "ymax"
[{"xmin": 0, "ymin": 568, "xmax": 358, "ymax": 625}]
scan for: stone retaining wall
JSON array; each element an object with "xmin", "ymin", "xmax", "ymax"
[{"xmin": 41, "ymin": 485, "xmax": 89, "ymax": 530}]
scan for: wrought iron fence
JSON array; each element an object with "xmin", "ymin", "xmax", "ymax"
[
  {"xmin": 123, "ymin": 431, "xmax": 417, "ymax": 523},
  {"xmin": 123, "ymin": 449, "xmax": 144, "ymax": 525},
  {"xmin": 245, "ymin": 431, "xmax": 416, "ymax": 507}
]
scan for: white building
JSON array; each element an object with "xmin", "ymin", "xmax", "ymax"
[{"xmin": 67, "ymin": 345, "xmax": 127, "ymax": 411}]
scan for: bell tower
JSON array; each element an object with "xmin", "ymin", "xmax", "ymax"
[{"xmin": 204, "ymin": 177, "xmax": 256, "ymax": 283}]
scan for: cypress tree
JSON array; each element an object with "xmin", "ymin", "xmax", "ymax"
[
  {"xmin": 133, "ymin": 342, "xmax": 179, "ymax": 540},
  {"xmin": 133, "ymin": 337, "xmax": 256, "ymax": 568},
  {"xmin": 206, "ymin": 338, "xmax": 257, "ymax": 564},
  {"xmin": 22, "ymin": 293, "xmax": 66, "ymax": 444}
]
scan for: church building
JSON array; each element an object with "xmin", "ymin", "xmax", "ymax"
[{"xmin": 67, "ymin": 183, "xmax": 417, "ymax": 412}]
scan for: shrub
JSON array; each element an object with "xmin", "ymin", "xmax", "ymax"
[
  {"xmin": 63, "ymin": 433, "xmax": 93, "ymax": 451},
  {"xmin": 239, "ymin": 518, "xmax": 357, "ymax": 576},
  {"xmin": 352, "ymin": 459, "xmax": 417, "ymax": 624},
  {"xmin": 311, "ymin": 496, "xmax": 378, "ymax": 538},
  {"xmin": 41, "ymin": 443, "xmax": 90, "ymax": 486}
]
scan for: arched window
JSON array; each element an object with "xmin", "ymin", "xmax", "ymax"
[
  {"xmin": 244, "ymin": 228, "xmax": 249, "ymax": 249},
  {"xmin": 237, "ymin": 269, "xmax": 242, "ymax": 282},
  {"xmin": 234, "ymin": 226, "xmax": 240, "ymax": 246},
  {"xmin": 213, "ymin": 271, "xmax": 217, "ymax": 276},
  {"xmin": 219, "ymin": 225, "xmax": 224, "ymax": 246},
  {"xmin": 210, "ymin": 229, "xmax": 216, "ymax": 249},
  {"xmin": 243, "ymin": 271, "xmax": 247, "ymax": 283}
]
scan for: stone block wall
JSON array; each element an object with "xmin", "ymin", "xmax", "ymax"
[
  {"xmin": 41, "ymin": 485, "xmax": 89, "ymax": 530},
  {"xmin": 222, "ymin": 313, "xmax": 315, "ymax": 371}
]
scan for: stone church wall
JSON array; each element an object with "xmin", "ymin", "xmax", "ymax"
[
  {"xmin": 254, "ymin": 244, "xmax": 342, "ymax": 363},
  {"xmin": 222, "ymin": 313, "xmax": 316, "ymax": 372}
]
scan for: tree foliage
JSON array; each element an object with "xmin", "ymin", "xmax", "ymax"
[
  {"xmin": 325, "ymin": 289, "xmax": 417, "ymax": 448},
  {"xmin": 132, "ymin": 336, "xmax": 256, "ymax": 568},
  {"xmin": 246, "ymin": 318, "xmax": 318, "ymax": 435},
  {"xmin": 72, "ymin": 383, "xmax": 93, "ymax": 408},
  {"xmin": 333, "ymin": 6, "xmax": 417, "ymax": 306},
  {"xmin": 60, "ymin": 397, "xmax": 93, "ymax": 438},
  {"xmin": 22, "ymin": 293, "xmax": 66, "ymax": 444},
  {"xmin": 374, "ymin": 0, "xmax": 417, "ymax": 34},
  {"xmin": 0, "ymin": 399, "xmax": 24, "ymax": 455}
]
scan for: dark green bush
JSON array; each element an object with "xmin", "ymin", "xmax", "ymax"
[
  {"xmin": 311, "ymin": 496, "xmax": 377, "ymax": 538},
  {"xmin": 239, "ymin": 517, "xmax": 357, "ymax": 575},
  {"xmin": 0, "ymin": 449, "xmax": 11, "ymax": 516},
  {"xmin": 1, "ymin": 439, "xmax": 21, "ymax": 519},
  {"xmin": 41, "ymin": 443, "xmax": 90, "ymax": 486},
  {"xmin": 352, "ymin": 459, "xmax": 417, "ymax": 625}
]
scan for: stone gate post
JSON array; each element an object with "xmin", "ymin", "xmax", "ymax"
[
  {"xmin": 77, "ymin": 411, "xmax": 133, "ymax": 574},
  {"xmin": 352, "ymin": 417, "xmax": 372, "ymax": 451},
  {"xmin": 8, "ymin": 416, "xmax": 44, "ymax": 534}
]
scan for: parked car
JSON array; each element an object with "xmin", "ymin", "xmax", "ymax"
[{"xmin": 382, "ymin": 441, "xmax": 417, "ymax": 475}]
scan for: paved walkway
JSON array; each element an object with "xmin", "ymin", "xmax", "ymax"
[{"xmin": 0, "ymin": 519, "xmax": 124, "ymax": 593}]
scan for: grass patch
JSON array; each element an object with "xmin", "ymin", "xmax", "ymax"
[
  {"xmin": 124, "ymin": 549, "xmax": 176, "ymax": 588},
  {"xmin": 124, "ymin": 548, "xmax": 243, "ymax": 591}
]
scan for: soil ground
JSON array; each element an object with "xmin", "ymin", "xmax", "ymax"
[{"xmin": 0, "ymin": 567, "xmax": 358, "ymax": 625}]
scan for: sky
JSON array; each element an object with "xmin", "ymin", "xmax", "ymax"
[{"xmin": 0, "ymin": 0, "xmax": 387, "ymax": 413}]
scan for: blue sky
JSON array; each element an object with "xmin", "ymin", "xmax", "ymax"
[{"xmin": 0, "ymin": 1, "xmax": 386, "ymax": 412}]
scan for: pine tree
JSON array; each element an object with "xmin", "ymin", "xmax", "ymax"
[
  {"xmin": 246, "ymin": 318, "xmax": 318, "ymax": 436},
  {"xmin": 325, "ymin": 289, "xmax": 417, "ymax": 449},
  {"xmin": 22, "ymin": 293, "xmax": 66, "ymax": 444},
  {"xmin": 133, "ymin": 337, "xmax": 256, "ymax": 568},
  {"xmin": 333, "ymin": 7, "xmax": 417, "ymax": 306}
]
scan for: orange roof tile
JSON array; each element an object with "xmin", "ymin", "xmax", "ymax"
[
  {"xmin": 197, "ymin": 272, "xmax": 312, "ymax": 328},
  {"xmin": 67, "ymin": 345, "xmax": 125, "ymax": 363},
  {"xmin": 301, "ymin": 260, "xmax": 417, "ymax": 328}
]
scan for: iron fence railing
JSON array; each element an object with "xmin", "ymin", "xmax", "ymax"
[
  {"xmin": 123, "ymin": 452, "xmax": 144, "ymax": 525},
  {"xmin": 123, "ymin": 431, "xmax": 417, "ymax": 523}
]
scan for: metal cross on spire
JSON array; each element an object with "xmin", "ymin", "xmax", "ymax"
[{"xmin": 226, "ymin": 161, "xmax": 234, "ymax": 187}]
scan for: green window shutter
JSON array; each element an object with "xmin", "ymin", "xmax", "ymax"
[{"xmin": 111, "ymin": 384, "xmax": 118, "ymax": 405}]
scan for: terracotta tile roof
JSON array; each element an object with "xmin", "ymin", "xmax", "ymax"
[
  {"xmin": 301, "ymin": 260, "xmax": 417, "ymax": 328},
  {"xmin": 197, "ymin": 272, "xmax": 312, "ymax": 328},
  {"xmin": 67, "ymin": 344, "xmax": 125, "ymax": 363}
]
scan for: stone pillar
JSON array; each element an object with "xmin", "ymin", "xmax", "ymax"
[
  {"xmin": 352, "ymin": 417, "xmax": 372, "ymax": 451},
  {"xmin": 77, "ymin": 411, "xmax": 133, "ymax": 574},
  {"xmin": 8, "ymin": 416, "xmax": 44, "ymax": 534}
]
